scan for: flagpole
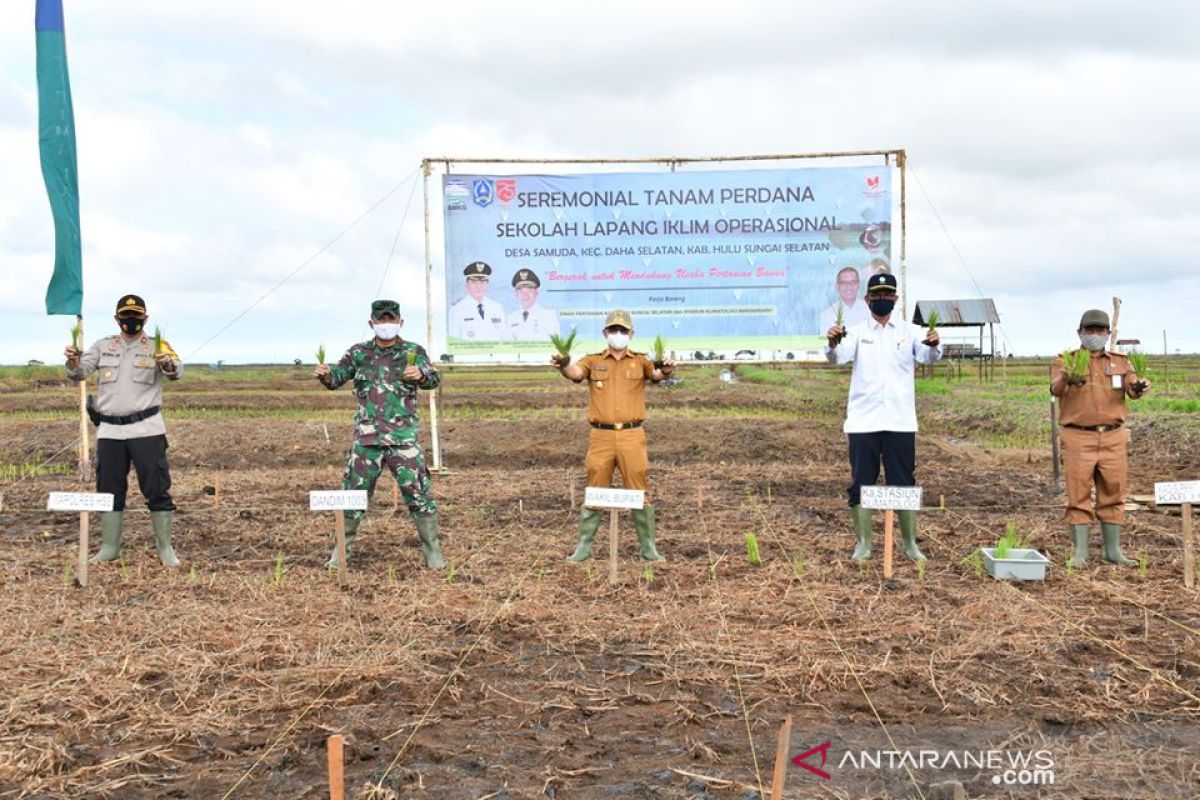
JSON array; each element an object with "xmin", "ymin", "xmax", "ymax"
[{"xmin": 76, "ymin": 314, "xmax": 89, "ymax": 481}]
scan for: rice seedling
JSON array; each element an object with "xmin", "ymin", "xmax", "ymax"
[
  {"xmin": 1137, "ymin": 550, "xmax": 1148, "ymax": 580},
  {"xmin": 994, "ymin": 521, "xmax": 1028, "ymax": 559},
  {"xmin": 792, "ymin": 552, "xmax": 806, "ymax": 578},
  {"xmin": 745, "ymin": 532, "xmax": 762, "ymax": 566},
  {"xmin": 1064, "ymin": 550, "xmax": 1075, "ymax": 577},
  {"xmin": 188, "ymin": 565, "xmax": 198, "ymax": 583},
  {"xmin": 1128, "ymin": 349, "xmax": 1149, "ymax": 379},
  {"xmin": 925, "ymin": 308, "xmax": 941, "ymax": 331},
  {"xmin": 653, "ymin": 335, "xmax": 666, "ymax": 367},
  {"xmin": 831, "ymin": 304, "xmax": 846, "ymax": 345},
  {"xmin": 316, "ymin": 344, "xmax": 326, "ymax": 365},
  {"xmin": 445, "ymin": 561, "xmax": 458, "ymax": 582},
  {"xmin": 63, "ymin": 563, "xmax": 73, "ymax": 586},
  {"xmin": 961, "ymin": 549, "xmax": 984, "ymax": 577},
  {"xmin": 585, "ymin": 563, "xmax": 597, "ymax": 583},
  {"xmin": 271, "ymin": 552, "xmax": 285, "ymax": 586},
  {"xmin": 153, "ymin": 326, "xmax": 167, "ymax": 356},
  {"xmin": 1061, "ymin": 348, "xmax": 1090, "ymax": 383},
  {"xmin": 916, "ymin": 558, "xmax": 927, "ymax": 581},
  {"xmin": 642, "ymin": 566, "xmax": 654, "ymax": 585},
  {"xmin": 549, "ymin": 329, "xmax": 578, "ymax": 361},
  {"xmin": 70, "ymin": 319, "xmax": 83, "ymax": 350}
]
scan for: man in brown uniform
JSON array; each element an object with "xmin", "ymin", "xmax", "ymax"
[
  {"xmin": 552, "ymin": 310, "xmax": 675, "ymax": 562},
  {"xmin": 1051, "ymin": 308, "xmax": 1150, "ymax": 567}
]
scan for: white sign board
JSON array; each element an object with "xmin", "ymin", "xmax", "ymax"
[
  {"xmin": 584, "ymin": 487, "xmax": 645, "ymax": 510},
  {"xmin": 47, "ymin": 492, "xmax": 114, "ymax": 512},
  {"xmin": 309, "ymin": 490, "xmax": 369, "ymax": 511},
  {"xmin": 860, "ymin": 485, "xmax": 923, "ymax": 511},
  {"xmin": 1155, "ymin": 481, "xmax": 1200, "ymax": 506}
]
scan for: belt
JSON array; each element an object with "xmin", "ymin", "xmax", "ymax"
[
  {"xmin": 590, "ymin": 420, "xmax": 643, "ymax": 431},
  {"xmin": 91, "ymin": 405, "xmax": 161, "ymax": 426},
  {"xmin": 1063, "ymin": 422, "xmax": 1122, "ymax": 432}
]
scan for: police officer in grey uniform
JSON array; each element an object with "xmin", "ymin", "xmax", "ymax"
[
  {"xmin": 507, "ymin": 269, "xmax": 561, "ymax": 340},
  {"xmin": 449, "ymin": 261, "xmax": 506, "ymax": 340},
  {"xmin": 65, "ymin": 294, "xmax": 183, "ymax": 566}
]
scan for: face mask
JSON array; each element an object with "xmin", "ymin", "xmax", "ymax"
[
  {"xmin": 372, "ymin": 322, "xmax": 402, "ymax": 340},
  {"xmin": 868, "ymin": 298, "xmax": 896, "ymax": 317},
  {"xmin": 605, "ymin": 332, "xmax": 631, "ymax": 350},
  {"xmin": 118, "ymin": 317, "xmax": 144, "ymax": 335},
  {"xmin": 1079, "ymin": 333, "xmax": 1107, "ymax": 352}
]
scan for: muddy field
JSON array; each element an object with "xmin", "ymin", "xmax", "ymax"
[{"xmin": 1, "ymin": 360, "xmax": 1199, "ymax": 799}]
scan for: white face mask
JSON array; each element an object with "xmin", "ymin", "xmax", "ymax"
[
  {"xmin": 1079, "ymin": 333, "xmax": 1107, "ymax": 352},
  {"xmin": 372, "ymin": 322, "xmax": 402, "ymax": 340},
  {"xmin": 606, "ymin": 332, "xmax": 631, "ymax": 350}
]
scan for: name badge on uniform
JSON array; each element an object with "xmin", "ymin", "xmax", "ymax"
[
  {"xmin": 1111, "ymin": 374, "xmax": 1123, "ymax": 389},
  {"xmin": 861, "ymin": 338, "xmax": 874, "ymax": 345}
]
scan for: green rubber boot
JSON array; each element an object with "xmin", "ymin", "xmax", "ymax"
[
  {"xmin": 897, "ymin": 510, "xmax": 926, "ymax": 561},
  {"xmin": 632, "ymin": 505, "xmax": 665, "ymax": 562},
  {"xmin": 150, "ymin": 511, "xmax": 180, "ymax": 568},
  {"xmin": 1066, "ymin": 524, "xmax": 1090, "ymax": 568},
  {"xmin": 414, "ymin": 513, "xmax": 446, "ymax": 570},
  {"xmin": 90, "ymin": 511, "xmax": 124, "ymax": 564},
  {"xmin": 567, "ymin": 508, "xmax": 604, "ymax": 562},
  {"xmin": 1101, "ymin": 523, "xmax": 1136, "ymax": 566},
  {"xmin": 325, "ymin": 514, "xmax": 360, "ymax": 568},
  {"xmin": 850, "ymin": 506, "xmax": 872, "ymax": 561}
]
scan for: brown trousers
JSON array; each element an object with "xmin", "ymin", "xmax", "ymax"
[
  {"xmin": 1061, "ymin": 426, "xmax": 1128, "ymax": 524},
  {"xmin": 585, "ymin": 427, "xmax": 649, "ymax": 497}
]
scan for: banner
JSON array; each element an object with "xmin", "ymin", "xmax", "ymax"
[
  {"xmin": 36, "ymin": 0, "xmax": 83, "ymax": 316},
  {"xmin": 442, "ymin": 166, "xmax": 892, "ymax": 358}
]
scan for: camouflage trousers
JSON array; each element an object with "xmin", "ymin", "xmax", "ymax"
[{"xmin": 342, "ymin": 441, "xmax": 436, "ymax": 521}]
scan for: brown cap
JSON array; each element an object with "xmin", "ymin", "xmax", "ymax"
[
  {"xmin": 115, "ymin": 294, "xmax": 146, "ymax": 315},
  {"xmin": 1078, "ymin": 309, "xmax": 1110, "ymax": 329},
  {"xmin": 603, "ymin": 309, "xmax": 633, "ymax": 330},
  {"xmin": 865, "ymin": 273, "xmax": 897, "ymax": 294}
]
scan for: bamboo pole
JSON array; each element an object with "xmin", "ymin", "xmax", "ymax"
[
  {"xmin": 1183, "ymin": 503, "xmax": 1195, "ymax": 590},
  {"xmin": 77, "ymin": 511, "xmax": 89, "ymax": 587},
  {"xmin": 76, "ymin": 315, "xmax": 90, "ymax": 481},
  {"xmin": 327, "ymin": 734, "xmax": 345, "ymax": 800},
  {"xmin": 883, "ymin": 509, "xmax": 894, "ymax": 579},
  {"xmin": 608, "ymin": 510, "xmax": 619, "ymax": 584},
  {"xmin": 335, "ymin": 513, "xmax": 347, "ymax": 586}
]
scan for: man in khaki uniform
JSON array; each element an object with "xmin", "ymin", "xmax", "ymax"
[
  {"xmin": 1051, "ymin": 308, "xmax": 1150, "ymax": 567},
  {"xmin": 552, "ymin": 310, "xmax": 675, "ymax": 562},
  {"xmin": 65, "ymin": 294, "xmax": 183, "ymax": 566}
]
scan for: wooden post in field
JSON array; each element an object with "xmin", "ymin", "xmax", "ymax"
[
  {"xmin": 882, "ymin": 510, "xmax": 895, "ymax": 579},
  {"xmin": 861, "ymin": 486, "xmax": 923, "ymax": 582},
  {"xmin": 75, "ymin": 317, "xmax": 91, "ymax": 482},
  {"xmin": 1154, "ymin": 482, "xmax": 1200, "ymax": 589},
  {"xmin": 327, "ymin": 733, "xmax": 344, "ymax": 800},
  {"xmin": 48, "ymin": 492, "xmax": 114, "ymax": 588},
  {"xmin": 310, "ymin": 490, "xmax": 368, "ymax": 586},
  {"xmin": 770, "ymin": 715, "xmax": 793, "ymax": 800},
  {"xmin": 1109, "ymin": 296, "xmax": 1121, "ymax": 351},
  {"xmin": 583, "ymin": 487, "xmax": 645, "ymax": 585}
]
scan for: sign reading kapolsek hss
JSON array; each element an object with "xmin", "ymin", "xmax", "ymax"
[{"xmin": 442, "ymin": 167, "xmax": 892, "ymax": 356}]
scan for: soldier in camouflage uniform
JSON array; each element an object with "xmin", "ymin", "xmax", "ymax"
[{"xmin": 314, "ymin": 299, "xmax": 445, "ymax": 569}]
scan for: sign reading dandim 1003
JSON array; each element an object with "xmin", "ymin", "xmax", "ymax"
[{"xmin": 442, "ymin": 167, "xmax": 892, "ymax": 357}]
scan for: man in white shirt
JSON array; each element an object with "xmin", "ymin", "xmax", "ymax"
[
  {"xmin": 818, "ymin": 266, "xmax": 871, "ymax": 334},
  {"xmin": 449, "ymin": 261, "xmax": 507, "ymax": 340},
  {"xmin": 507, "ymin": 269, "xmax": 561, "ymax": 340},
  {"xmin": 825, "ymin": 272, "xmax": 941, "ymax": 561}
]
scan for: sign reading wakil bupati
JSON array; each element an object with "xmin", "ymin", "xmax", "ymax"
[
  {"xmin": 47, "ymin": 492, "xmax": 114, "ymax": 512},
  {"xmin": 442, "ymin": 166, "xmax": 893, "ymax": 356},
  {"xmin": 1155, "ymin": 481, "xmax": 1200, "ymax": 506},
  {"xmin": 584, "ymin": 487, "xmax": 645, "ymax": 510},
  {"xmin": 309, "ymin": 491, "xmax": 368, "ymax": 511},
  {"xmin": 860, "ymin": 485, "xmax": 923, "ymax": 511}
]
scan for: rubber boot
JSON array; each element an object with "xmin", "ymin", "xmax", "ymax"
[
  {"xmin": 90, "ymin": 511, "xmax": 124, "ymax": 564},
  {"xmin": 150, "ymin": 511, "xmax": 180, "ymax": 567},
  {"xmin": 1066, "ymin": 523, "xmax": 1090, "ymax": 568},
  {"xmin": 567, "ymin": 508, "xmax": 604, "ymax": 562},
  {"xmin": 850, "ymin": 506, "xmax": 872, "ymax": 561},
  {"xmin": 1101, "ymin": 522, "xmax": 1136, "ymax": 566},
  {"xmin": 632, "ymin": 505, "xmax": 665, "ymax": 562},
  {"xmin": 897, "ymin": 510, "xmax": 926, "ymax": 561},
  {"xmin": 414, "ymin": 513, "xmax": 447, "ymax": 570},
  {"xmin": 325, "ymin": 514, "xmax": 360, "ymax": 568}
]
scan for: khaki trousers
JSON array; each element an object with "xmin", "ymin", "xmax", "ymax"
[
  {"xmin": 585, "ymin": 427, "xmax": 649, "ymax": 497},
  {"xmin": 1061, "ymin": 426, "xmax": 1128, "ymax": 524}
]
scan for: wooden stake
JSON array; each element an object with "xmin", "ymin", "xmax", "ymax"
[
  {"xmin": 214, "ymin": 474, "xmax": 222, "ymax": 508},
  {"xmin": 1183, "ymin": 502, "xmax": 1195, "ymax": 590},
  {"xmin": 939, "ymin": 494, "xmax": 945, "ymax": 510},
  {"xmin": 770, "ymin": 715, "xmax": 793, "ymax": 800},
  {"xmin": 77, "ymin": 316, "xmax": 90, "ymax": 480},
  {"xmin": 77, "ymin": 510, "xmax": 89, "ymax": 588},
  {"xmin": 327, "ymin": 733, "xmax": 344, "ymax": 800},
  {"xmin": 883, "ymin": 509, "xmax": 894, "ymax": 579},
  {"xmin": 392, "ymin": 480, "xmax": 399, "ymax": 511},
  {"xmin": 608, "ymin": 509, "xmax": 619, "ymax": 584},
  {"xmin": 335, "ymin": 513, "xmax": 347, "ymax": 586}
]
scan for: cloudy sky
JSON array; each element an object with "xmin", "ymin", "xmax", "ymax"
[{"xmin": 3, "ymin": 1, "xmax": 1198, "ymax": 364}]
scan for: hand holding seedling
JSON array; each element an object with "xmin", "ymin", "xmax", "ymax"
[
  {"xmin": 1127, "ymin": 350, "xmax": 1151, "ymax": 396},
  {"xmin": 154, "ymin": 351, "xmax": 177, "ymax": 374},
  {"xmin": 401, "ymin": 351, "xmax": 421, "ymax": 382},
  {"xmin": 827, "ymin": 324, "xmax": 846, "ymax": 347},
  {"xmin": 921, "ymin": 309, "xmax": 940, "ymax": 346},
  {"xmin": 313, "ymin": 364, "xmax": 332, "ymax": 383},
  {"xmin": 550, "ymin": 352, "xmax": 570, "ymax": 369},
  {"xmin": 1061, "ymin": 348, "xmax": 1090, "ymax": 386},
  {"xmin": 64, "ymin": 345, "xmax": 81, "ymax": 367}
]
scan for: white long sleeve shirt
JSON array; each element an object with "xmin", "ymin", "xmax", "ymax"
[{"xmin": 824, "ymin": 316, "xmax": 940, "ymax": 433}]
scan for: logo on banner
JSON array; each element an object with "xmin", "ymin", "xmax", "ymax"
[
  {"xmin": 445, "ymin": 180, "xmax": 469, "ymax": 211},
  {"xmin": 863, "ymin": 175, "xmax": 887, "ymax": 198},
  {"xmin": 496, "ymin": 179, "xmax": 517, "ymax": 203},
  {"xmin": 472, "ymin": 178, "xmax": 495, "ymax": 207}
]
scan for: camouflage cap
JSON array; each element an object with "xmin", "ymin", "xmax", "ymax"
[
  {"xmin": 1078, "ymin": 309, "xmax": 1110, "ymax": 329},
  {"xmin": 115, "ymin": 294, "xmax": 147, "ymax": 315},
  {"xmin": 371, "ymin": 299, "xmax": 401, "ymax": 319},
  {"xmin": 603, "ymin": 309, "xmax": 633, "ymax": 330}
]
